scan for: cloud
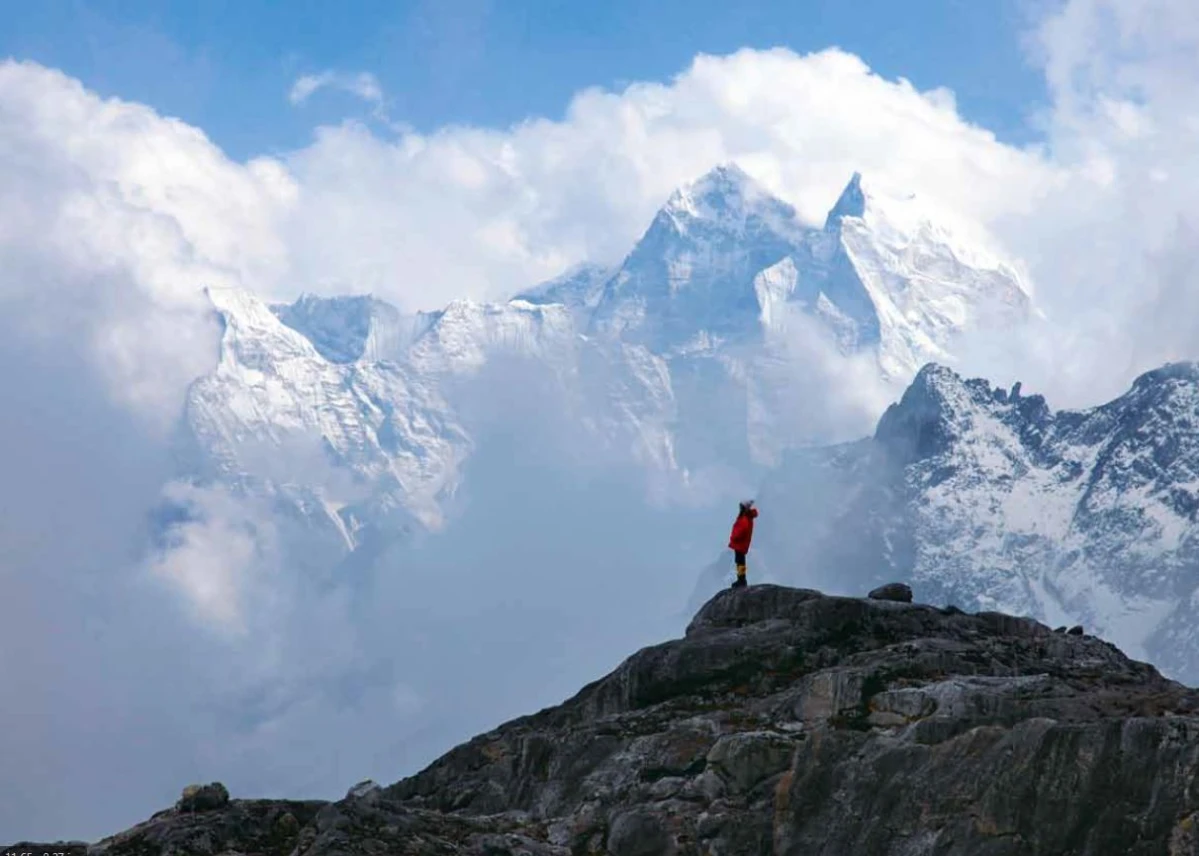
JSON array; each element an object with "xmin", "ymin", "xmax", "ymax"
[
  {"xmin": 950, "ymin": 0, "xmax": 1199, "ymax": 407},
  {"xmin": 280, "ymin": 47, "xmax": 1055, "ymax": 311},
  {"xmin": 0, "ymin": 60, "xmax": 297, "ymax": 430},
  {"xmin": 144, "ymin": 481, "xmax": 281, "ymax": 633},
  {"xmin": 3, "ymin": 0, "xmax": 1199, "ymax": 838},
  {"xmin": 288, "ymin": 70, "xmax": 384, "ymax": 108}
]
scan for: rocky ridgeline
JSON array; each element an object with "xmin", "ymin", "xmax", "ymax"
[{"xmin": 29, "ymin": 584, "xmax": 1199, "ymax": 855}]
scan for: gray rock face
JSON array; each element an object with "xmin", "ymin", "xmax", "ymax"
[
  {"xmin": 80, "ymin": 585, "xmax": 1199, "ymax": 855},
  {"xmin": 868, "ymin": 582, "xmax": 913, "ymax": 603},
  {"xmin": 344, "ymin": 779, "xmax": 380, "ymax": 800},
  {"xmin": 176, "ymin": 782, "xmax": 230, "ymax": 812},
  {"xmin": 86, "ymin": 798, "xmax": 323, "ymax": 855}
]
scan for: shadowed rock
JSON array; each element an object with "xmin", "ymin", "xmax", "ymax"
[
  {"xmin": 868, "ymin": 582, "xmax": 913, "ymax": 603},
  {"xmin": 176, "ymin": 782, "xmax": 230, "ymax": 812},
  {"xmin": 64, "ymin": 584, "xmax": 1199, "ymax": 855}
]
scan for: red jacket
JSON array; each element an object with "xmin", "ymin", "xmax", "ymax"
[{"xmin": 728, "ymin": 508, "xmax": 758, "ymax": 552}]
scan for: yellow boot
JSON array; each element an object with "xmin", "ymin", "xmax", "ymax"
[{"xmin": 731, "ymin": 564, "xmax": 747, "ymax": 589}]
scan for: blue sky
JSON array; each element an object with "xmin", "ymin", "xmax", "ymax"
[
  {"xmin": 7, "ymin": 0, "xmax": 1199, "ymax": 842},
  {"xmin": 2, "ymin": 0, "xmax": 1048, "ymax": 160}
]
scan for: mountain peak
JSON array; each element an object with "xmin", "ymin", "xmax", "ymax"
[
  {"xmin": 824, "ymin": 171, "xmax": 867, "ymax": 227},
  {"xmin": 685, "ymin": 161, "xmax": 755, "ymax": 195},
  {"xmin": 661, "ymin": 162, "xmax": 792, "ymax": 226},
  {"xmin": 1130, "ymin": 361, "xmax": 1199, "ymax": 391},
  {"xmin": 85, "ymin": 583, "xmax": 1199, "ymax": 856},
  {"xmin": 872, "ymin": 364, "xmax": 1031, "ymax": 464},
  {"xmin": 821, "ymin": 171, "xmax": 936, "ymax": 236},
  {"xmin": 586, "ymin": 162, "xmax": 805, "ymax": 346},
  {"xmin": 272, "ymin": 293, "xmax": 417, "ymax": 363}
]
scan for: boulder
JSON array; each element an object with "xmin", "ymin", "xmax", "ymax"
[
  {"xmin": 867, "ymin": 582, "xmax": 913, "ymax": 603},
  {"xmin": 345, "ymin": 779, "xmax": 380, "ymax": 800},
  {"xmin": 176, "ymin": 782, "xmax": 229, "ymax": 812}
]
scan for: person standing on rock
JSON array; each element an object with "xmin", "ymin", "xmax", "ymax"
[{"xmin": 728, "ymin": 499, "xmax": 758, "ymax": 589}]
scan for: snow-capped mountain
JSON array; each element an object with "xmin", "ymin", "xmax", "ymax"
[
  {"xmin": 514, "ymin": 263, "xmax": 613, "ymax": 327},
  {"xmin": 588, "ymin": 164, "xmax": 808, "ymax": 351},
  {"xmin": 752, "ymin": 361, "xmax": 1199, "ymax": 682},
  {"xmin": 184, "ymin": 287, "xmax": 470, "ymax": 535},
  {"xmin": 798, "ymin": 172, "xmax": 1032, "ymax": 379},
  {"xmin": 171, "ymin": 163, "xmax": 1036, "ymax": 577},
  {"xmin": 579, "ymin": 165, "xmax": 1031, "ymax": 379}
]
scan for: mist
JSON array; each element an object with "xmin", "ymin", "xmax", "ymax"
[
  {"xmin": 5, "ymin": 0, "xmax": 1199, "ymax": 840},
  {"xmin": 0, "ymin": 324, "xmax": 220, "ymax": 839}
]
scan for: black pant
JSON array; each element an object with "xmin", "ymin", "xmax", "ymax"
[{"xmin": 734, "ymin": 550, "xmax": 746, "ymax": 566}]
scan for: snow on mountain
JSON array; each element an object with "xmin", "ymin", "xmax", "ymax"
[
  {"xmin": 185, "ymin": 287, "xmax": 470, "ymax": 533},
  {"xmin": 406, "ymin": 297, "xmax": 578, "ymax": 376},
  {"xmin": 814, "ymin": 172, "xmax": 1033, "ymax": 379},
  {"xmin": 273, "ymin": 294, "xmax": 436, "ymax": 364},
  {"xmin": 754, "ymin": 361, "xmax": 1199, "ymax": 682},
  {"xmin": 175, "ymin": 162, "xmax": 1040, "ymax": 579},
  {"xmin": 513, "ymin": 262, "xmax": 613, "ymax": 326},
  {"xmin": 588, "ymin": 163, "xmax": 808, "ymax": 352},
  {"xmin": 517, "ymin": 164, "xmax": 1030, "ymax": 469},
  {"xmin": 180, "ymin": 286, "xmax": 631, "ymax": 539}
]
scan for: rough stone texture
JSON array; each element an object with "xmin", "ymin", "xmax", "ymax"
[
  {"xmin": 67, "ymin": 585, "xmax": 1199, "ymax": 855},
  {"xmin": 344, "ymin": 778, "xmax": 381, "ymax": 800},
  {"xmin": 85, "ymin": 799, "xmax": 324, "ymax": 856},
  {"xmin": 176, "ymin": 782, "xmax": 230, "ymax": 812},
  {"xmin": 868, "ymin": 582, "xmax": 913, "ymax": 603}
]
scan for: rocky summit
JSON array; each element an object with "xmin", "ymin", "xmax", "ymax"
[{"xmin": 48, "ymin": 584, "xmax": 1199, "ymax": 855}]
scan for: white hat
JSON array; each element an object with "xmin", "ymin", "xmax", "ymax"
[{"xmin": 741, "ymin": 498, "xmax": 755, "ymax": 507}]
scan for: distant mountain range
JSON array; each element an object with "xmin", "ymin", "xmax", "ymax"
[
  {"xmin": 168, "ymin": 164, "xmax": 1031, "ymax": 576},
  {"xmin": 746, "ymin": 361, "xmax": 1199, "ymax": 684},
  {"xmin": 140, "ymin": 159, "xmax": 1199, "ymax": 809}
]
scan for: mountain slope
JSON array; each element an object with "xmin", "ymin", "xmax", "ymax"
[
  {"xmin": 755, "ymin": 361, "xmax": 1199, "ymax": 682},
  {"xmin": 803, "ymin": 172, "xmax": 1032, "ymax": 379},
  {"xmin": 272, "ymin": 293, "xmax": 434, "ymax": 364},
  {"xmin": 184, "ymin": 287, "xmax": 471, "ymax": 532},
  {"xmin": 68, "ymin": 584, "xmax": 1199, "ymax": 856},
  {"xmin": 180, "ymin": 164, "xmax": 1036, "ymax": 540},
  {"xmin": 588, "ymin": 163, "xmax": 812, "ymax": 351},
  {"xmin": 578, "ymin": 165, "xmax": 1031, "ymax": 378},
  {"xmin": 514, "ymin": 262, "xmax": 614, "ymax": 327}
]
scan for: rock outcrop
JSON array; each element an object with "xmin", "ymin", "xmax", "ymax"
[
  {"xmin": 868, "ymin": 582, "xmax": 912, "ymax": 603},
  {"xmin": 176, "ymin": 782, "xmax": 231, "ymax": 812},
  {"xmin": 54, "ymin": 584, "xmax": 1199, "ymax": 855}
]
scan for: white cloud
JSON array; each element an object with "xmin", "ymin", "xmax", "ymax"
[
  {"xmin": 3, "ymin": 0, "xmax": 1199, "ymax": 836},
  {"xmin": 281, "ymin": 48, "xmax": 1056, "ymax": 312},
  {"xmin": 0, "ymin": 60, "xmax": 297, "ymax": 431},
  {"xmin": 288, "ymin": 70, "xmax": 384, "ymax": 107},
  {"xmin": 963, "ymin": 0, "xmax": 1199, "ymax": 406},
  {"xmin": 143, "ymin": 481, "xmax": 280, "ymax": 633}
]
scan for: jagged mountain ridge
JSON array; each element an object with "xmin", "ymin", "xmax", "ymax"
[
  {"xmin": 59, "ymin": 584, "xmax": 1199, "ymax": 855},
  {"xmin": 754, "ymin": 360, "xmax": 1199, "ymax": 683},
  {"xmin": 184, "ymin": 287, "xmax": 470, "ymax": 535},
  {"xmin": 583, "ymin": 165, "xmax": 1031, "ymax": 376},
  {"xmin": 176, "ymin": 164, "xmax": 1032, "ymax": 545}
]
